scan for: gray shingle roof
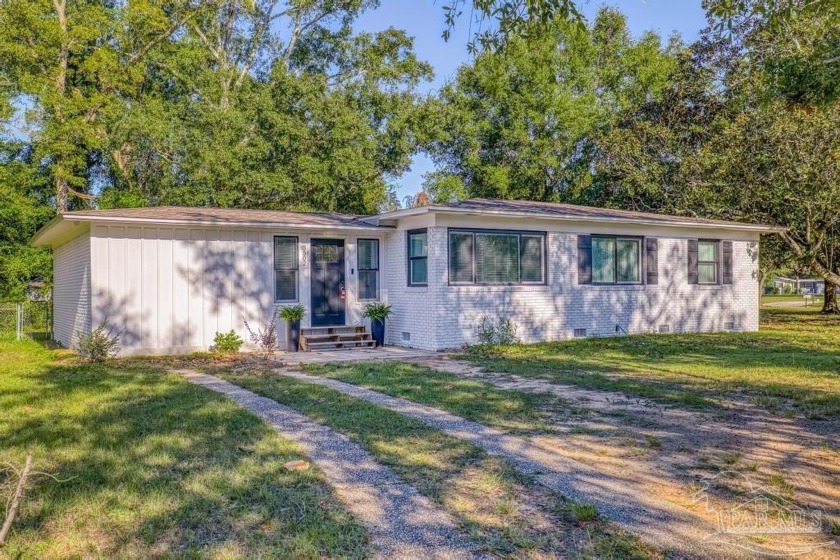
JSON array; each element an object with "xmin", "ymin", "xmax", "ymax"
[
  {"xmin": 435, "ymin": 198, "xmax": 772, "ymax": 229},
  {"xmin": 60, "ymin": 206, "xmax": 382, "ymax": 229}
]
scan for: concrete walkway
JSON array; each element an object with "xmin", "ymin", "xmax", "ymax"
[
  {"xmin": 275, "ymin": 346, "xmax": 437, "ymax": 366},
  {"xmin": 179, "ymin": 370, "xmax": 478, "ymax": 559},
  {"xmin": 276, "ymin": 368, "xmax": 759, "ymax": 559}
]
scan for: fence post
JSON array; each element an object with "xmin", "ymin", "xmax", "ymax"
[{"xmin": 16, "ymin": 303, "xmax": 23, "ymax": 341}]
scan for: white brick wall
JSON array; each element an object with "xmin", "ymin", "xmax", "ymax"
[
  {"xmin": 387, "ymin": 225, "xmax": 760, "ymax": 351},
  {"xmin": 383, "ymin": 225, "xmax": 439, "ymax": 349}
]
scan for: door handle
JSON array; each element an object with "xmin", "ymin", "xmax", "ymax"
[{"xmin": 339, "ymin": 283, "xmax": 346, "ymax": 299}]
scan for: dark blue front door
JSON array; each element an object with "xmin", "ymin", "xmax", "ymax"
[{"xmin": 310, "ymin": 239, "xmax": 346, "ymax": 327}]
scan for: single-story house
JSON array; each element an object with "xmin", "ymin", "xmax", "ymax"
[
  {"xmin": 31, "ymin": 199, "xmax": 779, "ymax": 356},
  {"xmin": 770, "ymin": 276, "xmax": 825, "ymax": 295}
]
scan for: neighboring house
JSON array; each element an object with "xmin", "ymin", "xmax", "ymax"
[
  {"xmin": 31, "ymin": 199, "xmax": 779, "ymax": 356},
  {"xmin": 771, "ymin": 276, "xmax": 825, "ymax": 295}
]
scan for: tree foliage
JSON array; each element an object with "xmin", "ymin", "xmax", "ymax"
[
  {"xmin": 425, "ymin": 8, "xmax": 676, "ymax": 202},
  {"xmin": 0, "ymin": 0, "xmax": 433, "ymax": 215},
  {"xmin": 0, "ymin": 142, "xmax": 53, "ymax": 300}
]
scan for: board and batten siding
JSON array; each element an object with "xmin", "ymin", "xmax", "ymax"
[
  {"xmin": 53, "ymin": 230, "xmax": 92, "ymax": 348},
  {"xmin": 90, "ymin": 225, "xmax": 276, "ymax": 355},
  {"xmin": 88, "ymin": 224, "xmax": 384, "ymax": 355}
]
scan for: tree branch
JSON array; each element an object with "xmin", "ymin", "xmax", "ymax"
[
  {"xmin": 127, "ymin": 9, "xmax": 200, "ymax": 66},
  {"xmin": 0, "ymin": 455, "xmax": 32, "ymax": 545}
]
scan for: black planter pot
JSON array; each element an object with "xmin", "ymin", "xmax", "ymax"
[
  {"xmin": 286, "ymin": 320, "xmax": 301, "ymax": 352},
  {"xmin": 371, "ymin": 318, "xmax": 385, "ymax": 348}
]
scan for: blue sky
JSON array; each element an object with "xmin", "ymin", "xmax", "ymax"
[{"xmin": 354, "ymin": 1, "xmax": 709, "ymax": 201}]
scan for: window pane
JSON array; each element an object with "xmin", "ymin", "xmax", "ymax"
[
  {"xmin": 275, "ymin": 270, "xmax": 297, "ymax": 301},
  {"xmin": 476, "ymin": 234, "xmax": 519, "ymax": 283},
  {"xmin": 592, "ymin": 237, "xmax": 616, "ymax": 283},
  {"xmin": 359, "ymin": 270, "xmax": 378, "ymax": 299},
  {"xmin": 449, "ymin": 232, "xmax": 474, "ymax": 283},
  {"xmin": 410, "ymin": 258, "xmax": 427, "ymax": 284},
  {"xmin": 314, "ymin": 244, "xmax": 339, "ymax": 263},
  {"xmin": 358, "ymin": 239, "xmax": 378, "ymax": 270},
  {"xmin": 698, "ymin": 241, "xmax": 718, "ymax": 262},
  {"xmin": 616, "ymin": 239, "xmax": 640, "ymax": 283},
  {"xmin": 520, "ymin": 235, "xmax": 544, "ymax": 283},
  {"xmin": 409, "ymin": 232, "xmax": 427, "ymax": 257},
  {"xmin": 698, "ymin": 262, "xmax": 717, "ymax": 284},
  {"xmin": 274, "ymin": 236, "xmax": 297, "ymax": 269}
]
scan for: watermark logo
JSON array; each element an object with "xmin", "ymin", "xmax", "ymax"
[{"xmin": 694, "ymin": 471, "xmax": 836, "ymax": 556}]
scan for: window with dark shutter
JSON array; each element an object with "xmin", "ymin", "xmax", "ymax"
[
  {"xmin": 358, "ymin": 239, "xmax": 379, "ymax": 299},
  {"xmin": 578, "ymin": 235, "xmax": 592, "ymax": 285},
  {"xmin": 687, "ymin": 239, "xmax": 699, "ymax": 285},
  {"xmin": 274, "ymin": 236, "xmax": 298, "ymax": 302},
  {"xmin": 645, "ymin": 238, "xmax": 659, "ymax": 285},
  {"xmin": 721, "ymin": 241, "xmax": 733, "ymax": 285},
  {"xmin": 447, "ymin": 229, "xmax": 545, "ymax": 285},
  {"xmin": 588, "ymin": 235, "xmax": 642, "ymax": 285},
  {"xmin": 698, "ymin": 240, "xmax": 720, "ymax": 284}
]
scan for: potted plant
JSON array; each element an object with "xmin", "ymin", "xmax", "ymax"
[
  {"xmin": 278, "ymin": 304, "xmax": 306, "ymax": 352},
  {"xmin": 363, "ymin": 302, "xmax": 392, "ymax": 348}
]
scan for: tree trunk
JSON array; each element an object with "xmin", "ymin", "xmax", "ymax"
[{"xmin": 822, "ymin": 280, "xmax": 839, "ymax": 314}]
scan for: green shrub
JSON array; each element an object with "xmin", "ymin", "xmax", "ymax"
[
  {"xmin": 74, "ymin": 320, "xmax": 121, "ymax": 363},
  {"xmin": 362, "ymin": 302, "xmax": 392, "ymax": 321},
  {"xmin": 212, "ymin": 330, "xmax": 243, "ymax": 354},
  {"xmin": 475, "ymin": 315, "xmax": 518, "ymax": 345},
  {"xmin": 278, "ymin": 304, "xmax": 306, "ymax": 322}
]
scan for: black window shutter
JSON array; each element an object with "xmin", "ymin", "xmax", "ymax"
[
  {"xmin": 578, "ymin": 235, "xmax": 592, "ymax": 285},
  {"xmin": 687, "ymin": 239, "xmax": 699, "ymax": 285},
  {"xmin": 722, "ymin": 241, "xmax": 733, "ymax": 285},
  {"xmin": 645, "ymin": 238, "xmax": 659, "ymax": 285}
]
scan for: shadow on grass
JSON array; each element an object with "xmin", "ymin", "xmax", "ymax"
[{"xmin": 0, "ymin": 348, "xmax": 368, "ymax": 558}]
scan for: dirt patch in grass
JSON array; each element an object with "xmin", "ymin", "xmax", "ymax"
[
  {"xmin": 209, "ymin": 364, "xmax": 657, "ymax": 559},
  {"xmin": 298, "ymin": 308, "xmax": 840, "ymax": 557},
  {"xmin": 422, "ymin": 357, "xmax": 839, "ymax": 555}
]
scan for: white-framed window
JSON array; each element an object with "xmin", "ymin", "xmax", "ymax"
[
  {"xmin": 358, "ymin": 238, "xmax": 379, "ymax": 299},
  {"xmin": 274, "ymin": 236, "xmax": 298, "ymax": 302},
  {"xmin": 698, "ymin": 240, "xmax": 719, "ymax": 284}
]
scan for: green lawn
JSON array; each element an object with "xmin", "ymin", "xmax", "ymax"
[
  {"xmin": 308, "ymin": 307, "xmax": 840, "ymax": 420},
  {"xmin": 213, "ymin": 365, "xmax": 653, "ymax": 559},
  {"xmin": 0, "ymin": 338, "xmax": 368, "ymax": 558},
  {"xmin": 455, "ymin": 307, "xmax": 840, "ymax": 418}
]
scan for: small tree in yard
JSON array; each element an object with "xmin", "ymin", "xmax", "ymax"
[
  {"xmin": 212, "ymin": 330, "xmax": 244, "ymax": 354},
  {"xmin": 243, "ymin": 316, "xmax": 277, "ymax": 353},
  {"xmin": 74, "ymin": 321, "xmax": 121, "ymax": 362}
]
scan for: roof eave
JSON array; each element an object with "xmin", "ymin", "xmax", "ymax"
[
  {"xmin": 52, "ymin": 214, "xmax": 393, "ymax": 231},
  {"xmin": 379, "ymin": 205, "xmax": 782, "ymax": 233}
]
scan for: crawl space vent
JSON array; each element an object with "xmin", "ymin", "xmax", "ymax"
[
  {"xmin": 659, "ymin": 324, "xmax": 670, "ymax": 334},
  {"xmin": 573, "ymin": 328, "xmax": 587, "ymax": 338},
  {"xmin": 724, "ymin": 321, "xmax": 735, "ymax": 331},
  {"xmin": 401, "ymin": 331, "xmax": 411, "ymax": 342}
]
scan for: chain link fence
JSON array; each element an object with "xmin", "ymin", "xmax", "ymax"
[{"xmin": 0, "ymin": 301, "xmax": 52, "ymax": 341}]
